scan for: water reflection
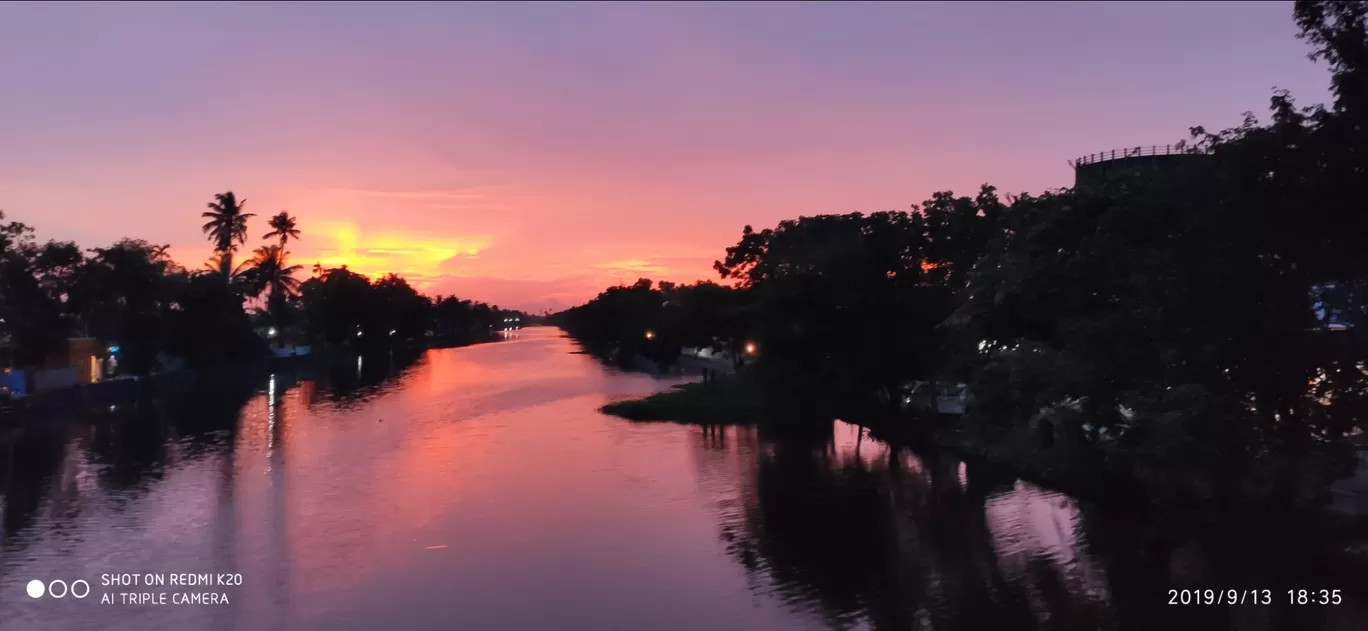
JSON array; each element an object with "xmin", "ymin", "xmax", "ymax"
[
  {"xmin": 0, "ymin": 348, "xmax": 429, "ymax": 542},
  {"xmin": 2, "ymin": 329, "xmax": 1367, "ymax": 631},
  {"xmin": 699, "ymin": 423, "xmax": 1368, "ymax": 631},
  {"xmin": 0, "ymin": 348, "xmax": 433, "ymax": 631}
]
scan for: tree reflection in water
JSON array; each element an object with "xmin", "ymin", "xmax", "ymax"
[
  {"xmin": 697, "ymin": 421, "xmax": 1368, "ymax": 631},
  {"xmin": 0, "ymin": 348, "xmax": 428, "ymax": 547}
]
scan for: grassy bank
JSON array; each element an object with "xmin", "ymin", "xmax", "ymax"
[{"xmin": 601, "ymin": 373, "xmax": 765, "ymax": 424}]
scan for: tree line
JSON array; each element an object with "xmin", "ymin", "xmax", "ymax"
[
  {"xmin": 0, "ymin": 193, "xmax": 523, "ymax": 374},
  {"xmin": 553, "ymin": 1, "xmax": 1368, "ymax": 506}
]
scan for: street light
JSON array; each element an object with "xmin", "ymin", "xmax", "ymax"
[
  {"xmin": 745, "ymin": 342, "xmax": 757, "ymax": 355},
  {"xmin": 645, "ymin": 330, "xmax": 655, "ymax": 340}
]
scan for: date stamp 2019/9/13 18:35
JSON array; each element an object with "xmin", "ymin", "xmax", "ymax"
[{"xmin": 1168, "ymin": 589, "xmax": 1345, "ymax": 606}]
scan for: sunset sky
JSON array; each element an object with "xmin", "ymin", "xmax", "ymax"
[{"xmin": 0, "ymin": 2, "xmax": 1331, "ymax": 312}]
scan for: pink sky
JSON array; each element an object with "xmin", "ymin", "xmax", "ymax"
[{"xmin": 0, "ymin": 2, "xmax": 1331, "ymax": 312}]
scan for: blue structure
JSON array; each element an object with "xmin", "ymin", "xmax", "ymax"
[
  {"xmin": 1311, "ymin": 283, "xmax": 1363, "ymax": 331},
  {"xmin": 0, "ymin": 370, "xmax": 26, "ymax": 398}
]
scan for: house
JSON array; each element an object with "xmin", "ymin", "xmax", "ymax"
[{"xmin": 0, "ymin": 337, "xmax": 116, "ymax": 398}]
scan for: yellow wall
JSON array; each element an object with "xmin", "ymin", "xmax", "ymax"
[{"xmin": 66, "ymin": 338, "xmax": 101, "ymax": 384}]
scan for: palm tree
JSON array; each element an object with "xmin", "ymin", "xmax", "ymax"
[
  {"xmin": 201, "ymin": 192, "xmax": 255, "ymax": 278},
  {"xmin": 238, "ymin": 245, "xmax": 303, "ymax": 323},
  {"xmin": 262, "ymin": 211, "xmax": 300, "ymax": 249},
  {"xmin": 205, "ymin": 253, "xmax": 242, "ymax": 277},
  {"xmin": 203, "ymin": 253, "xmax": 256, "ymax": 297}
]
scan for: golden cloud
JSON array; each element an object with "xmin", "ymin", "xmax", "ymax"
[{"xmin": 301, "ymin": 220, "xmax": 493, "ymax": 287}]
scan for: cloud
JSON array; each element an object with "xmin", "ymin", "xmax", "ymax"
[{"xmin": 294, "ymin": 218, "xmax": 494, "ymax": 285}]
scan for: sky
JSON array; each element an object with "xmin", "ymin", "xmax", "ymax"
[{"xmin": 0, "ymin": 1, "xmax": 1334, "ymax": 313}]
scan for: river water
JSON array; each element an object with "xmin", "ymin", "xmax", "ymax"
[{"xmin": 2, "ymin": 326, "xmax": 1366, "ymax": 630}]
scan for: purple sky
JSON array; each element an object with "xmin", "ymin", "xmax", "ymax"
[{"xmin": 0, "ymin": 2, "xmax": 1332, "ymax": 311}]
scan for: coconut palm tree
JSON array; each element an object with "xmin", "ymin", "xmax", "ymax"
[
  {"xmin": 262, "ymin": 211, "xmax": 300, "ymax": 249},
  {"xmin": 237, "ymin": 245, "xmax": 303, "ymax": 323},
  {"xmin": 201, "ymin": 192, "xmax": 254, "ymax": 278},
  {"xmin": 203, "ymin": 253, "xmax": 255, "ymax": 296},
  {"xmin": 204, "ymin": 253, "xmax": 241, "ymax": 277}
]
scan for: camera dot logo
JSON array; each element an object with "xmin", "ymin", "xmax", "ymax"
[{"xmin": 24, "ymin": 579, "xmax": 90, "ymax": 599}]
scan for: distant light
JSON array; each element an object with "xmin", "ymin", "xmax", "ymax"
[
  {"xmin": 108, "ymin": 345, "xmax": 120, "ymax": 353},
  {"xmin": 645, "ymin": 330, "xmax": 655, "ymax": 339},
  {"xmin": 356, "ymin": 330, "xmax": 363, "ymax": 338},
  {"xmin": 744, "ymin": 342, "xmax": 757, "ymax": 355},
  {"xmin": 389, "ymin": 329, "xmax": 397, "ymax": 336},
  {"xmin": 267, "ymin": 327, "xmax": 278, "ymax": 338}
]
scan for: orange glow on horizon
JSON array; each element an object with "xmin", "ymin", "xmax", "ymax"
[{"xmin": 300, "ymin": 219, "xmax": 493, "ymax": 288}]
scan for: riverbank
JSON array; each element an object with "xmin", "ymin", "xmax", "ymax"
[
  {"xmin": 599, "ymin": 374, "xmax": 1111, "ymax": 492},
  {"xmin": 2, "ymin": 335, "xmax": 508, "ymax": 427},
  {"xmin": 598, "ymin": 370, "xmax": 1368, "ymax": 527},
  {"xmin": 601, "ymin": 372, "xmax": 763, "ymax": 424}
]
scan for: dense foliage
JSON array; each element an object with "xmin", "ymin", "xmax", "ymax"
[
  {"xmin": 297, "ymin": 267, "xmax": 520, "ymax": 347},
  {"xmin": 0, "ymin": 223, "xmax": 265, "ymax": 372},
  {"xmin": 552, "ymin": 279, "xmax": 751, "ymax": 367},
  {"xmin": 555, "ymin": 1, "xmax": 1368, "ymax": 505},
  {"xmin": 0, "ymin": 195, "xmax": 523, "ymax": 374}
]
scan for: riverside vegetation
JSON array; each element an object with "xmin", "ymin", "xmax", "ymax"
[
  {"xmin": 554, "ymin": 1, "xmax": 1368, "ymax": 510},
  {"xmin": 0, "ymin": 194, "xmax": 525, "ymax": 376}
]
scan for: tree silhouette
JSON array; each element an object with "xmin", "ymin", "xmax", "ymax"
[
  {"xmin": 69, "ymin": 239, "xmax": 180, "ymax": 372},
  {"xmin": 1295, "ymin": 0, "xmax": 1368, "ymax": 114},
  {"xmin": 713, "ymin": 211, "xmax": 955, "ymax": 414},
  {"xmin": 201, "ymin": 191, "xmax": 255, "ymax": 279},
  {"xmin": 235, "ymin": 244, "xmax": 303, "ymax": 325},
  {"xmin": 0, "ymin": 211, "xmax": 66, "ymax": 365},
  {"xmin": 262, "ymin": 211, "xmax": 300, "ymax": 249},
  {"xmin": 1, "ymin": 195, "xmax": 513, "ymax": 373}
]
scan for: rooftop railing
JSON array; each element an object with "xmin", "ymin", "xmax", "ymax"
[{"xmin": 1070, "ymin": 145, "xmax": 1209, "ymax": 168}]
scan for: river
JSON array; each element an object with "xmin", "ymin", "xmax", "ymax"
[{"xmin": 2, "ymin": 326, "xmax": 1366, "ymax": 630}]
